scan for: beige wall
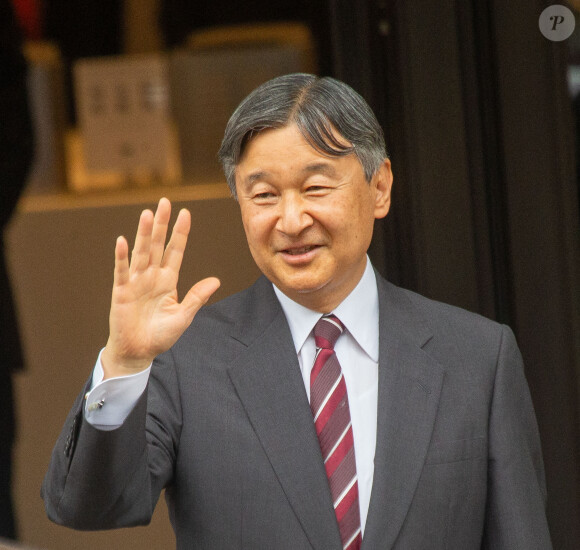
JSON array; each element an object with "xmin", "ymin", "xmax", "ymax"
[{"xmin": 5, "ymin": 185, "xmax": 260, "ymax": 549}]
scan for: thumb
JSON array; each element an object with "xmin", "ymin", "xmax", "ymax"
[{"xmin": 181, "ymin": 277, "xmax": 221, "ymax": 318}]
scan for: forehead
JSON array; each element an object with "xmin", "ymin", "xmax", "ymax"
[
  {"xmin": 238, "ymin": 125, "xmax": 355, "ymax": 174},
  {"xmin": 234, "ymin": 125, "xmax": 364, "ymax": 196}
]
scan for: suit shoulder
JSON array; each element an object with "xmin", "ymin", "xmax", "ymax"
[
  {"xmin": 381, "ymin": 279, "xmax": 513, "ymax": 361},
  {"xmin": 179, "ymin": 284, "xmax": 252, "ymax": 341},
  {"xmin": 403, "ymin": 286, "xmax": 501, "ymax": 332},
  {"xmin": 164, "ymin": 276, "xmax": 279, "ymax": 369},
  {"xmin": 196, "ymin": 283, "xmax": 255, "ymax": 325},
  {"xmin": 179, "ymin": 275, "xmax": 277, "ymax": 341}
]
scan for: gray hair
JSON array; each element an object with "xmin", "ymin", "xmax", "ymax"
[{"xmin": 218, "ymin": 73, "xmax": 387, "ymax": 198}]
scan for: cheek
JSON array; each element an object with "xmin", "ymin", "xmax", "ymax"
[
  {"xmin": 331, "ymin": 203, "xmax": 375, "ymax": 249},
  {"xmin": 242, "ymin": 209, "xmax": 273, "ymax": 247},
  {"xmin": 331, "ymin": 197, "xmax": 369, "ymax": 232}
]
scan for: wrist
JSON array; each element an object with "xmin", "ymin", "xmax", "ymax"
[{"xmin": 101, "ymin": 344, "xmax": 152, "ymax": 380}]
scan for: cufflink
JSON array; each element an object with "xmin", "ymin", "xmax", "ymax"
[{"xmin": 87, "ymin": 398, "xmax": 105, "ymax": 413}]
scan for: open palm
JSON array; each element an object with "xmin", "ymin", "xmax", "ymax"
[{"xmin": 102, "ymin": 198, "xmax": 220, "ymax": 378}]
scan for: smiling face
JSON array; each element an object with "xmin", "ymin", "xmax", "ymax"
[{"xmin": 235, "ymin": 124, "xmax": 393, "ymax": 312}]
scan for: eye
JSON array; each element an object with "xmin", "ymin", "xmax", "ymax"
[
  {"xmin": 305, "ymin": 185, "xmax": 330, "ymax": 195},
  {"xmin": 252, "ymin": 191, "xmax": 278, "ymax": 204}
]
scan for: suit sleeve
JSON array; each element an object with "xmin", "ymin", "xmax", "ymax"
[
  {"xmin": 482, "ymin": 325, "xmax": 552, "ymax": 549},
  {"xmin": 41, "ymin": 349, "xmax": 182, "ymax": 530}
]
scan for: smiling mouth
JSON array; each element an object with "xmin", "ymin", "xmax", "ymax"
[{"xmin": 282, "ymin": 245, "xmax": 319, "ymax": 255}]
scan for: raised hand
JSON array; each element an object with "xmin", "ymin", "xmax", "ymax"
[{"xmin": 101, "ymin": 198, "xmax": 220, "ymax": 379}]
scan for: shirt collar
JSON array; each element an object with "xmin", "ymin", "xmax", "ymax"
[{"xmin": 272, "ymin": 257, "xmax": 379, "ymax": 362}]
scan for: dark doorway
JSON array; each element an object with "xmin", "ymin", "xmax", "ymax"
[{"xmin": 329, "ymin": 1, "xmax": 580, "ymax": 547}]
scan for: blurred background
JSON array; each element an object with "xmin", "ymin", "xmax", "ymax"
[{"xmin": 1, "ymin": 0, "xmax": 579, "ymax": 548}]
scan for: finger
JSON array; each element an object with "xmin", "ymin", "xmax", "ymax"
[
  {"xmin": 181, "ymin": 277, "xmax": 221, "ymax": 318},
  {"xmin": 113, "ymin": 236, "xmax": 130, "ymax": 287},
  {"xmin": 149, "ymin": 197, "xmax": 172, "ymax": 266},
  {"xmin": 161, "ymin": 208, "xmax": 191, "ymax": 273},
  {"xmin": 130, "ymin": 208, "xmax": 154, "ymax": 273}
]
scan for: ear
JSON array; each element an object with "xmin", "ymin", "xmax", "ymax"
[{"xmin": 373, "ymin": 159, "xmax": 393, "ymax": 219}]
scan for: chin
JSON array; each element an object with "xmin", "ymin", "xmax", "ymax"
[{"xmin": 277, "ymin": 276, "xmax": 330, "ymax": 297}]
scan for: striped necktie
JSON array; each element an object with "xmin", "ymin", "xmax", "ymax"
[{"xmin": 310, "ymin": 315, "xmax": 362, "ymax": 550}]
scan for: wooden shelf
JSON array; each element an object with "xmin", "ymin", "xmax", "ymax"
[{"xmin": 18, "ymin": 182, "xmax": 232, "ymax": 213}]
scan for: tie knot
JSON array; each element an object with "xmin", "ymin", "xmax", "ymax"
[{"xmin": 314, "ymin": 315, "xmax": 344, "ymax": 350}]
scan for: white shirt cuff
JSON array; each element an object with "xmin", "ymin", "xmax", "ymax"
[{"xmin": 84, "ymin": 349, "xmax": 151, "ymax": 431}]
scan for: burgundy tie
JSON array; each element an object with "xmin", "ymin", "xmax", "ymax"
[{"xmin": 310, "ymin": 315, "xmax": 362, "ymax": 550}]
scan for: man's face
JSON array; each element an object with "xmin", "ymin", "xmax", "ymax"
[{"xmin": 235, "ymin": 124, "xmax": 393, "ymax": 312}]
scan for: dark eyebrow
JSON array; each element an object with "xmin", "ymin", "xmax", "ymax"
[
  {"xmin": 302, "ymin": 162, "xmax": 338, "ymax": 177},
  {"xmin": 303, "ymin": 162, "xmax": 336, "ymax": 176},
  {"xmin": 242, "ymin": 162, "xmax": 338, "ymax": 189},
  {"xmin": 244, "ymin": 171, "xmax": 270, "ymax": 187}
]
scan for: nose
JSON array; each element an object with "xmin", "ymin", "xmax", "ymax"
[{"xmin": 275, "ymin": 192, "xmax": 313, "ymax": 236}]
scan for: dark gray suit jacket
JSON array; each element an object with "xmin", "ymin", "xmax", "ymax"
[{"xmin": 42, "ymin": 274, "xmax": 551, "ymax": 549}]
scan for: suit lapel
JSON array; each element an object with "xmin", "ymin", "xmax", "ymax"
[
  {"xmin": 226, "ymin": 278, "xmax": 342, "ymax": 550},
  {"xmin": 225, "ymin": 275, "xmax": 445, "ymax": 549},
  {"xmin": 362, "ymin": 277, "xmax": 444, "ymax": 549}
]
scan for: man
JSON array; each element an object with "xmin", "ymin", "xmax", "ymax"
[{"xmin": 42, "ymin": 74, "xmax": 551, "ymax": 549}]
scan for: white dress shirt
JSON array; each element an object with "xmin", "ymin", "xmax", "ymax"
[
  {"xmin": 85, "ymin": 257, "xmax": 379, "ymax": 534},
  {"xmin": 272, "ymin": 258, "xmax": 379, "ymax": 534}
]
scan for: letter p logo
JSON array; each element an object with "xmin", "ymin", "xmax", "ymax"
[
  {"xmin": 539, "ymin": 5, "xmax": 576, "ymax": 41},
  {"xmin": 550, "ymin": 15, "xmax": 565, "ymax": 31}
]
